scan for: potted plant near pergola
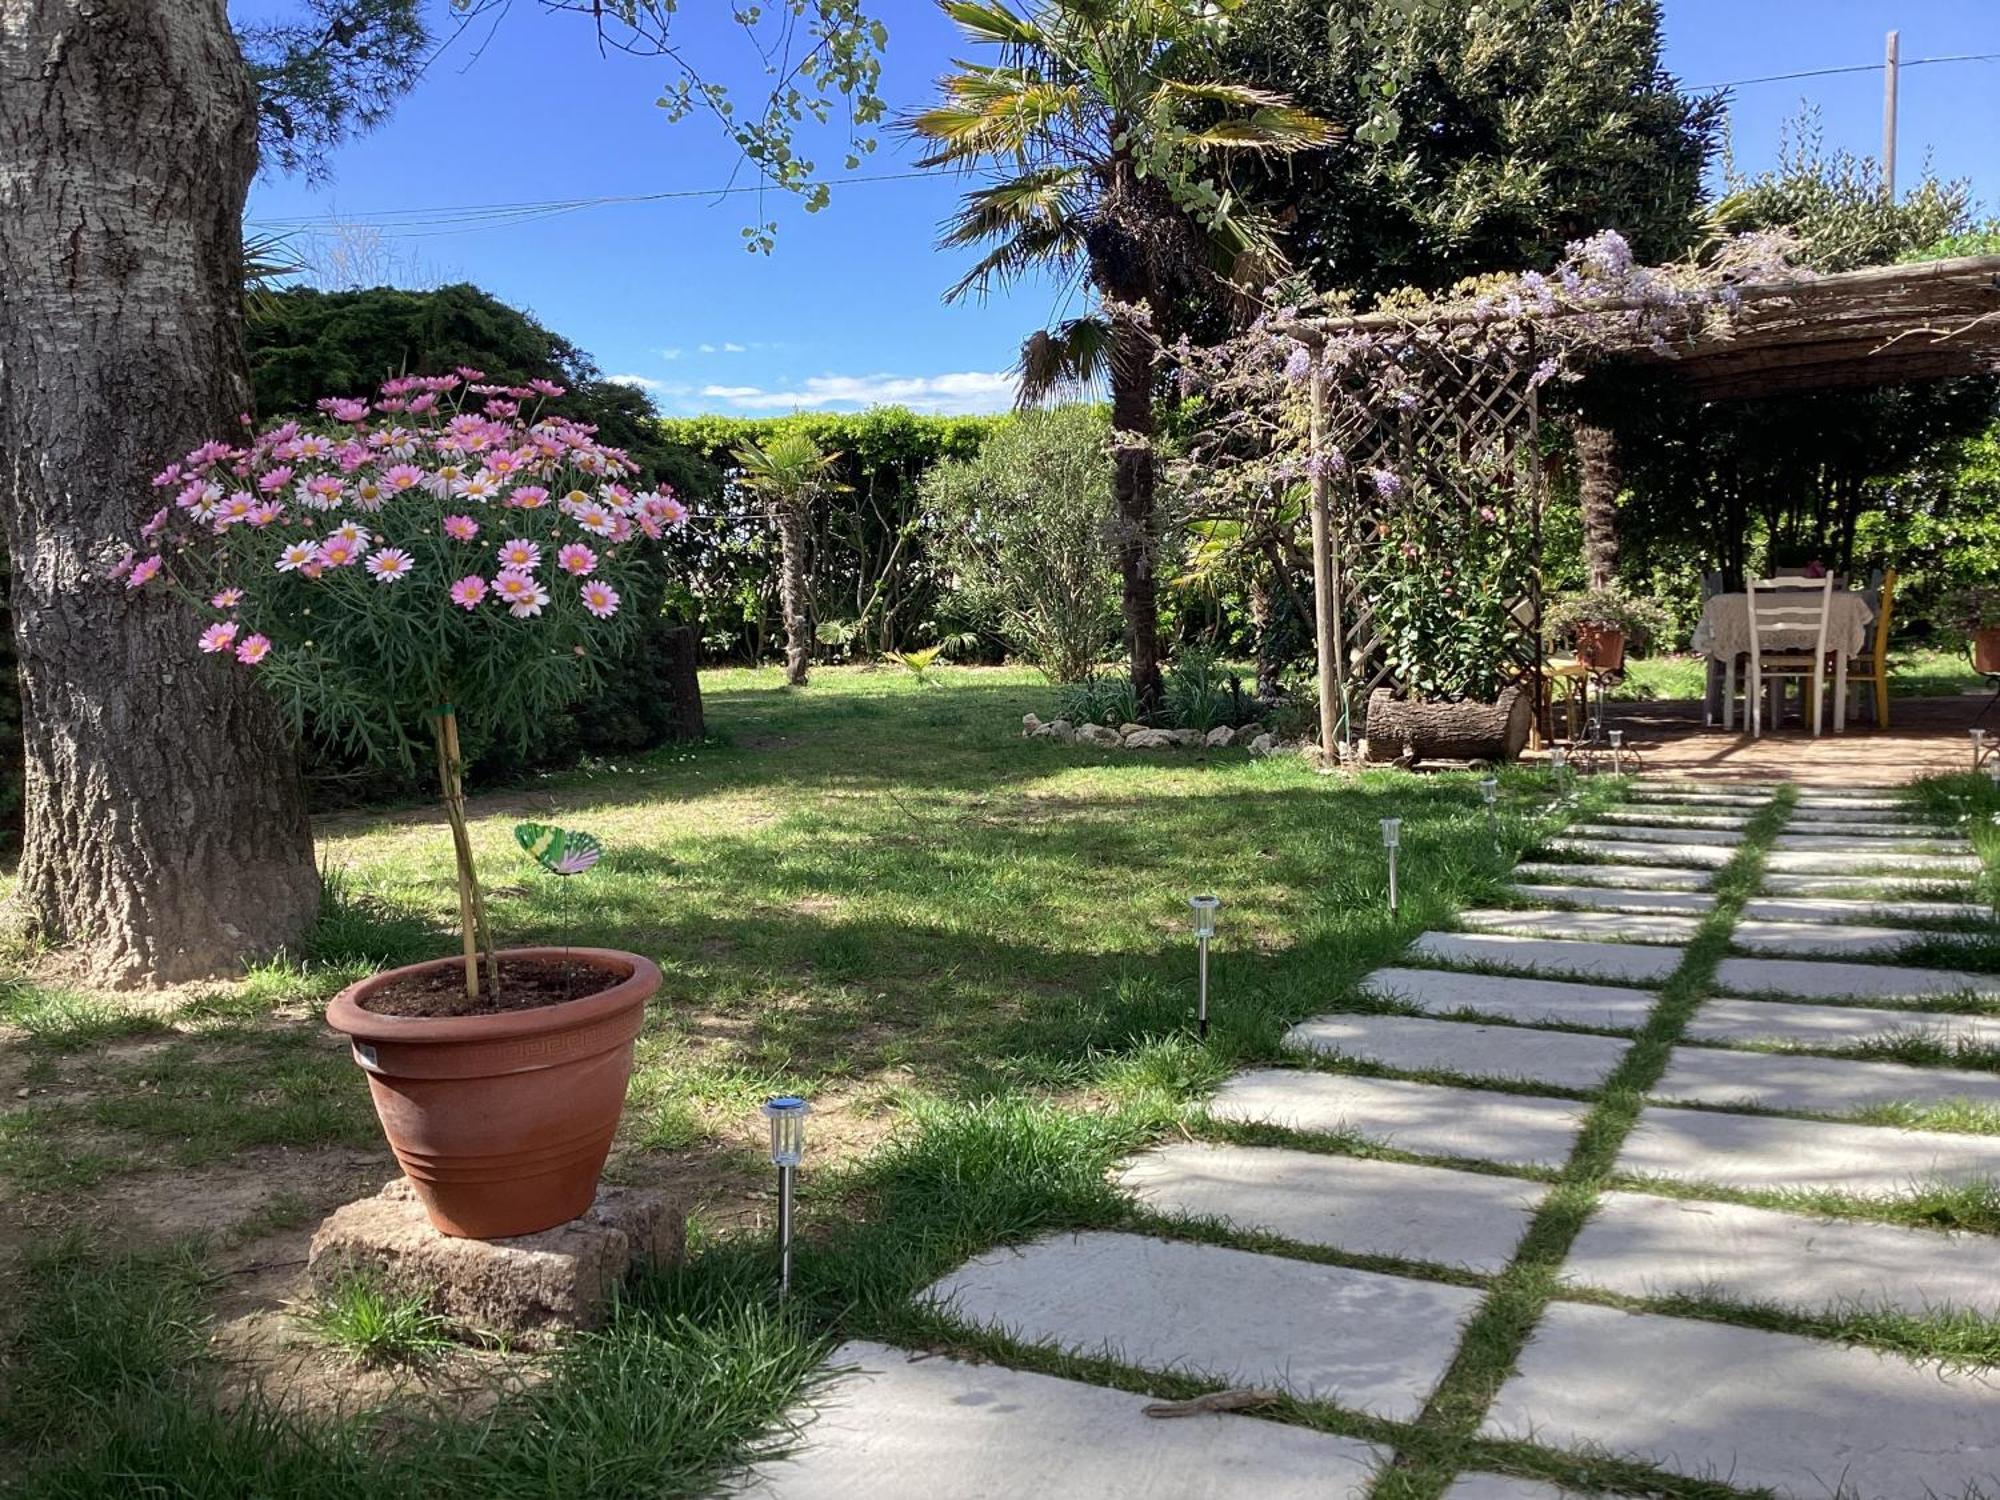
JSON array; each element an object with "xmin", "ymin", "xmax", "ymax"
[
  {"xmin": 1544, "ymin": 587, "xmax": 1673, "ymax": 672},
  {"xmin": 125, "ymin": 372, "xmax": 689, "ymax": 1237},
  {"xmin": 1948, "ymin": 585, "xmax": 2000, "ymax": 676}
]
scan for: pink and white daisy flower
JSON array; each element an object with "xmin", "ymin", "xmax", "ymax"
[
  {"xmin": 364, "ymin": 547, "xmax": 414, "ymax": 583},
  {"xmin": 211, "ymin": 588, "xmax": 245, "ymax": 610},
  {"xmin": 276, "ymin": 541, "xmax": 321, "ymax": 573},
  {"xmin": 198, "ymin": 620, "xmax": 239, "ymax": 654},
  {"xmin": 235, "ymin": 633, "xmax": 272, "ymax": 665},
  {"xmin": 573, "ymin": 504, "xmax": 617, "ymax": 538},
  {"xmin": 443, "ymin": 514, "xmax": 481, "ymax": 542},
  {"xmin": 492, "ymin": 568, "xmax": 540, "ymax": 608},
  {"xmin": 579, "ymin": 581, "xmax": 620, "ymax": 620},
  {"xmin": 213, "ymin": 493, "xmax": 256, "ymax": 528},
  {"xmin": 255, "ymin": 466, "xmax": 294, "ymax": 495},
  {"xmin": 247, "ymin": 501, "xmax": 285, "ymax": 528},
  {"xmin": 293, "ymin": 434, "xmax": 333, "ymax": 461},
  {"xmin": 448, "ymin": 575, "xmax": 489, "ymax": 610},
  {"xmin": 126, "ymin": 554, "xmax": 162, "ymax": 589},
  {"xmin": 318, "ymin": 538, "xmax": 361, "ymax": 568},
  {"xmin": 353, "ymin": 479, "xmax": 386, "ymax": 511},
  {"xmin": 454, "ymin": 471, "xmax": 501, "ymax": 503},
  {"xmin": 300, "ymin": 474, "xmax": 346, "ymax": 510},
  {"xmin": 507, "ymin": 581, "xmax": 551, "ymax": 619},
  {"xmin": 556, "ymin": 542, "xmax": 597, "ymax": 577},
  {"xmin": 506, "ymin": 484, "xmax": 550, "ymax": 510},
  {"xmin": 496, "ymin": 538, "xmax": 541, "ymax": 571},
  {"xmin": 330, "ymin": 522, "xmax": 370, "ymax": 548},
  {"xmin": 382, "ymin": 464, "xmax": 426, "ymax": 492},
  {"xmin": 141, "ymin": 507, "xmax": 170, "ymax": 540}
]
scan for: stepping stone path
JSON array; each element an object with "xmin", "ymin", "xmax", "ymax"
[{"xmin": 758, "ymin": 774, "xmax": 2000, "ymax": 1499}]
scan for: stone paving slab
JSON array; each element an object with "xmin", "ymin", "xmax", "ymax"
[
  {"xmin": 1617, "ymin": 1105, "xmax": 2000, "ymax": 1195},
  {"xmin": 1792, "ymin": 794, "xmax": 1912, "ymax": 811},
  {"xmin": 1362, "ymin": 967, "xmax": 1657, "ymax": 1031},
  {"xmin": 1542, "ymin": 838, "xmax": 1734, "ymax": 869},
  {"xmin": 1760, "ymin": 870, "xmax": 1976, "ymax": 895},
  {"xmin": 1208, "ymin": 1069, "xmax": 1588, "ymax": 1168},
  {"xmin": 1635, "ymin": 779, "xmax": 1780, "ymax": 794},
  {"xmin": 1515, "ymin": 862, "xmax": 1714, "ymax": 890},
  {"xmin": 1743, "ymin": 895, "xmax": 1993, "ymax": 924},
  {"xmin": 1567, "ymin": 823, "xmax": 1746, "ymax": 847},
  {"xmin": 1653, "ymin": 1044, "xmax": 2000, "ymax": 1113},
  {"xmin": 1764, "ymin": 846, "xmax": 1982, "ymax": 874},
  {"xmin": 1784, "ymin": 819, "xmax": 1954, "ymax": 838},
  {"xmin": 1564, "ymin": 1190, "xmax": 2000, "ymax": 1317},
  {"xmin": 1442, "ymin": 1477, "xmax": 1585, "ymax": 1500},
  {"xmin": 1773, "ymin": 831, "xmax": 1967, "ymax": 852},
  {"xmin": 1508, "ymin": 883, "xmax": 1716, "ymax": 916},
  {"xmin": 1596, "ymin": 808, "xmax": 1750, "ymax": 829},
  {"xmin": 1713, "ymin": 955, "xmax": 2000, "ymax": 1001},
  {"xmin": 1412, "ymin": 932, "xmax": 1685, "ymax": 983},
  {"xmin": 737, "ymin": 1339, "xmax": 1387, "ymax": 1499},
  {"xmin": 1481, "ymin": 1301, "xmax": 2000, "ymax": 1500},
  {"xmin": 1629, "ymin": 792, "xmax": 1771, "ymax": 809},
  {"xmin": 1285, "ymin": 1012, "xmax": 1631, "ymax": 1090},
  {"xmin": 1460, "ymin": 907, "xmax": 1702, "ymax": 945},
  {"xmin": 923, "ymin": 1232, "xmax": 1483, "ymax": 1421},
  {"xmin": 1729, "ymin": 918, "xmax": 1931, "ymax": 956},
  {"xmin": 1116, "ymin": 1141, "xmax": 1544, "ymax": 1273},
  {"xmin": 1686, "ymin": 996, "xmax": 2000, "ymax": 1050}
]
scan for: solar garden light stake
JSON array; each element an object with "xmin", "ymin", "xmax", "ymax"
[
  {"xmin": 1188, "ymin": 895, "xmax": 1220, "ymax": 1039},
  {"xmin": 1480, "ymin": 777, "xmax": 1500, "ymax": 847},
  {"xmin": 761, "ymin": 1096, "xmax": 810, "ymax": 1300},
  {"xmin": 1974, "ymin": 728, "xmax": 1988, "ymax": 773},
  {"xmin": 1548, "ymin": 746, "xmax": 1568, "ymax": 800},
  {"xmin": 1609, "ymin": 729, "xmax": 1624, "ymax": 774},
  {"xmin": 1380, "ymin": 818, "xmax": 1402, "ymax": 915}
]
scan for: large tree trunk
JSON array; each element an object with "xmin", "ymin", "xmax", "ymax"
[
  {"xmin": 1363, "ymin": 687, "xmax": 1532, "ymax": 765},
  {"xmin": 0, "ymin": 0, "xmax": 319, "ymax": 984},
  {"xmin": 1575, "ymin": 420, "xmax": 1621, "ymax": 592},
  {"xmin": 1109, "ymin": 312, "xmax": 1164, "ymax": 711},
  {"xmin": 776, "ymin": 501, "xmax": 811, "ymax": 686}
]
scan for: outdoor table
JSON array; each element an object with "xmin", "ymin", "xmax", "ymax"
[{"xmin": 1692, "ymin": 590, "xmax": 1875, "ymax": 732}]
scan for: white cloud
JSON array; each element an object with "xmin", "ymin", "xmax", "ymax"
[
  {"xmin": 608, "ymin": 373, "xmax": 667, "ymax": 393},
  {"xmin": 658, "ymin": 347, "xmax": 684, "ymax": 361},
  {"xmin": 696, "ymin": 370, "xmax": 1017, "ymax": 415}
]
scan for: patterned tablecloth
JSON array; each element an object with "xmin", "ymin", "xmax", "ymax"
[{"xmin": 1690, "ymin": 592, "xmax": 1874, "ymax": 659}]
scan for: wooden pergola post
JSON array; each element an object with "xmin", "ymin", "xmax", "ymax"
[{"xmin": 1307, "ymin": 367, "xmax": 1346, "ymax": 760}]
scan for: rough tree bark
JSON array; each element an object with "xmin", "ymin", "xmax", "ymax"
[
  {"xmin": 1574, "ymin": 420, "xmax": 1622, "ymax": 592},
  {"xmin": 1363, "ymin": 687, "xmax": 1531, "ymax": 765},
  {"xmin": 0, "ymin": 0, "xmax": 319, "ymax": 983},
  {"xmin": 776, "ymin": 501, "xmax": 811, "ymax": 686},
  {"xmin": 1109, "ymin": 310, "xmax": 1164, "ymax": 711}
]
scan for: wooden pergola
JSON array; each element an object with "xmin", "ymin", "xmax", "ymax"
[{"xmin": 1283, "ymin": 253, "xmax": 2000, "ymax": 759}]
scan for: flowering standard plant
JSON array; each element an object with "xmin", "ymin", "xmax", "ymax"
[{"xmin": 123, "ymin": 370, "xmax": 689, "ymax": 1005}]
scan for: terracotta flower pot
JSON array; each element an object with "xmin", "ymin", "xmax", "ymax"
[
  {"xmin": 1974, "ymin": 627, "xmax": 2000, "ymax": 676},
  {"xmin": 326, "ymin": 947, "xmax": 661, "ymax": 1238},
  {"xmin": 1573, "ymin": 623, "xmax": 1626, "ymax": 671}
]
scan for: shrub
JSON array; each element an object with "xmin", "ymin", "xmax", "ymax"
[
  {"xmin": 1543, "ymin": 587, "xmax": 1673, "ymax": 647},
  {"xmin": 921, "ymin": 406, "xmax": 1118, "ymax": 682},
  {"xmin": 1053, "ymin": 674, "xmax": 1140, "ymax": 728}
]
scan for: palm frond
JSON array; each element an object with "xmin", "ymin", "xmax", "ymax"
[
  {"xmin": 1183, "ymin": 108, "xmax": 1344, "ymax": 151},
  {"xmin": 1018, "ymin": 315, "xmax": 1111, "ymax": 407},
  {"xmin": 942, "ymin": 0, "xmax": 1042, "ymax": 49}
]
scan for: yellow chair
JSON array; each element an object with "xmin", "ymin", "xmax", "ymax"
[{"xmin": 1842, "ymin": 568, "xmax": 1897, "ymax": 729}]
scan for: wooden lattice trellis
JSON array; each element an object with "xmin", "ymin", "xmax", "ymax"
[{"xmin": 1295, "ymin": 324, "xmax": 1550, "ymax": 753}]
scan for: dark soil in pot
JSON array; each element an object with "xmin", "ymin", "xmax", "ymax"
[{"xmin": 360, "ymin": 956, "xmax": 613, "ymax": 1018}]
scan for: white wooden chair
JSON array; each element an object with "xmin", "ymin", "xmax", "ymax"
[{"xmin": 1746, "ymin": 574, "xmax": 1834, "ymax": 737}]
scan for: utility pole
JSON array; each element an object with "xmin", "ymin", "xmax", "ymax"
[{"xmin": 1883, "ymin": 29, "xmax": 1901, "ymax": 200}]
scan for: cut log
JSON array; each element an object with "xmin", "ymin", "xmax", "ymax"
[{"xmin": 1363, "ymin": 687, "xmax": 1531, "ymax": 765}]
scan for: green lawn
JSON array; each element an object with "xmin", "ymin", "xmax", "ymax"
[
  {"xmin": 3, "ymin": 666, "xmax": 1998, "ymax": 1498},
  {"xmin": 1612, "ymin": 647, "xmax": 1989, "ymax": 702}
]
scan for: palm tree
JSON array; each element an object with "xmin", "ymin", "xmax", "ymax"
[
  {"xmin": 908, "ymin": 0, "xmax": 1336, "ymax": 708},
  {"xmin": 733, "ymin": 431, "xmax": 847, "ymax": 687}
]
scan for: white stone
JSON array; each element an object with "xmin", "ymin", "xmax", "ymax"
[
  {"xmin": 1203, "ymin": 725, "xmax": 1234, "ymax": 748},
  {"xmin": 1714, "ymin": 955, "xmax": 2000, "ymax": 1002},
  {"xmin": 1541, "ymin": 838, "xmax": 1734, "ymax": 869},
  {"xmin": 1482, "ymin": 1301, "xmax": 2000, "ymax": 1500},
  {"xmin": 1566, "ymin": 823, "xmax": 1745, "ymax": 846},
  {"xmin": 1513, "ymin": 862, "xmax": 1713, "ymax": 891},
  {"xmin": 1760, "ymin": 870, "xmax": 1975, "ymax": 895},
  {"xmin": 1443, "ymin": 1477, "xmax": 1590, "ymax": 1500},
  {"xmin": 737, "ymin": 1340, "xmax": 1386, "ymax": 1499},
  {"xmin": 1411, "ymin": 932, "xmax": 1683, "ymax": 983},
  {"xmin": 1116, "ymin": 1141, "xmax": 1544, "ymax": 1273},
  {"xmin": 1508, "ymin": 884, "xmax": 1716, "ymax": 915},
  {"xmin": 1564, "ymin": 1190, "xmax": 2000, "ymax": 1317},
  {"xmin": 1743, "ymin": 895, "xmax": 1993, "ymax": 924},
  {"xmin": 1765, "ymin": 848, "xmax": 1980, "ymax": 875},
  {"xmin": 1686, "ymin": 997, "xmax": 2000, "ymax": 1050},
  {"xmin": 1122, "ymin": 728, "xmax": 1179, "ymax": 750},
  {"xmin": 1248, "ymin": 732, "xmax": 1278, "ymax": 757},
  {"xmin": 922, "ymin": 1232, "xmax": 1482, "ymax": 1421},
  {"xmin": 1617, "ymin": 1105, "xmax": 2000, "ymax": 1196},
  {"xmin": 1596, "ymin": 808, "xmax": 1749, "ymax": 829},
  {"xmin": 1730, "ymin": 918, "xmax": 1930, "ymax": 956},
  {"xmin": 1075, "ymin": 723, "xmax": 1121, "ymax": 747},
  {"xmin": 1459, "ymin": 908, "xmax": 1701, "ymax": 945},
  {"xmin": 1362, "ymin": 967, "xmax": 1656, "ymax": 1031},
  {"xmin": 1285, "ymin": 1013, "xmax": 1630, "ymax": 1090},
  {"xmin": 1208, "ymin": 1069, "xmax": 1587, "ymax": 1169},
  {"xmin": 1654, "ymin": 1044, "xmax": 2000, "ymax": 1114}
]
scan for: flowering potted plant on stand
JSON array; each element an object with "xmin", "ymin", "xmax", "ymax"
[
  {"xmin": 1946, "ymin": 585, "xmax": 2000, "ymax": 676},
  {"xmin": 1544, "ymin": 588, "xmax": 1672, "ymax": 671},
  {"xmin": 124, "ymin": 371, "xmax": 689, "ymax": 1238}
]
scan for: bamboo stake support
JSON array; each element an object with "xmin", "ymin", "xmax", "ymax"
[
  {"xmin": 434, "ymin": 709, "xmax": 497, "ymax": 1001},
  {"xmin": 1308, "ymin": 368, "xmax": 1341, "ymax": 761}
]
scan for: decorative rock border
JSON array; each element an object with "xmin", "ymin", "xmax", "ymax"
[{"xmin": 1022, "ymin": 713, "xmax": 1288, "ymax": 755}]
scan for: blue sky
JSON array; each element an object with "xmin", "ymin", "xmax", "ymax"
[{"xmin": 243, "ymin": 0, "xmax": 1999, "ymax": 417}]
